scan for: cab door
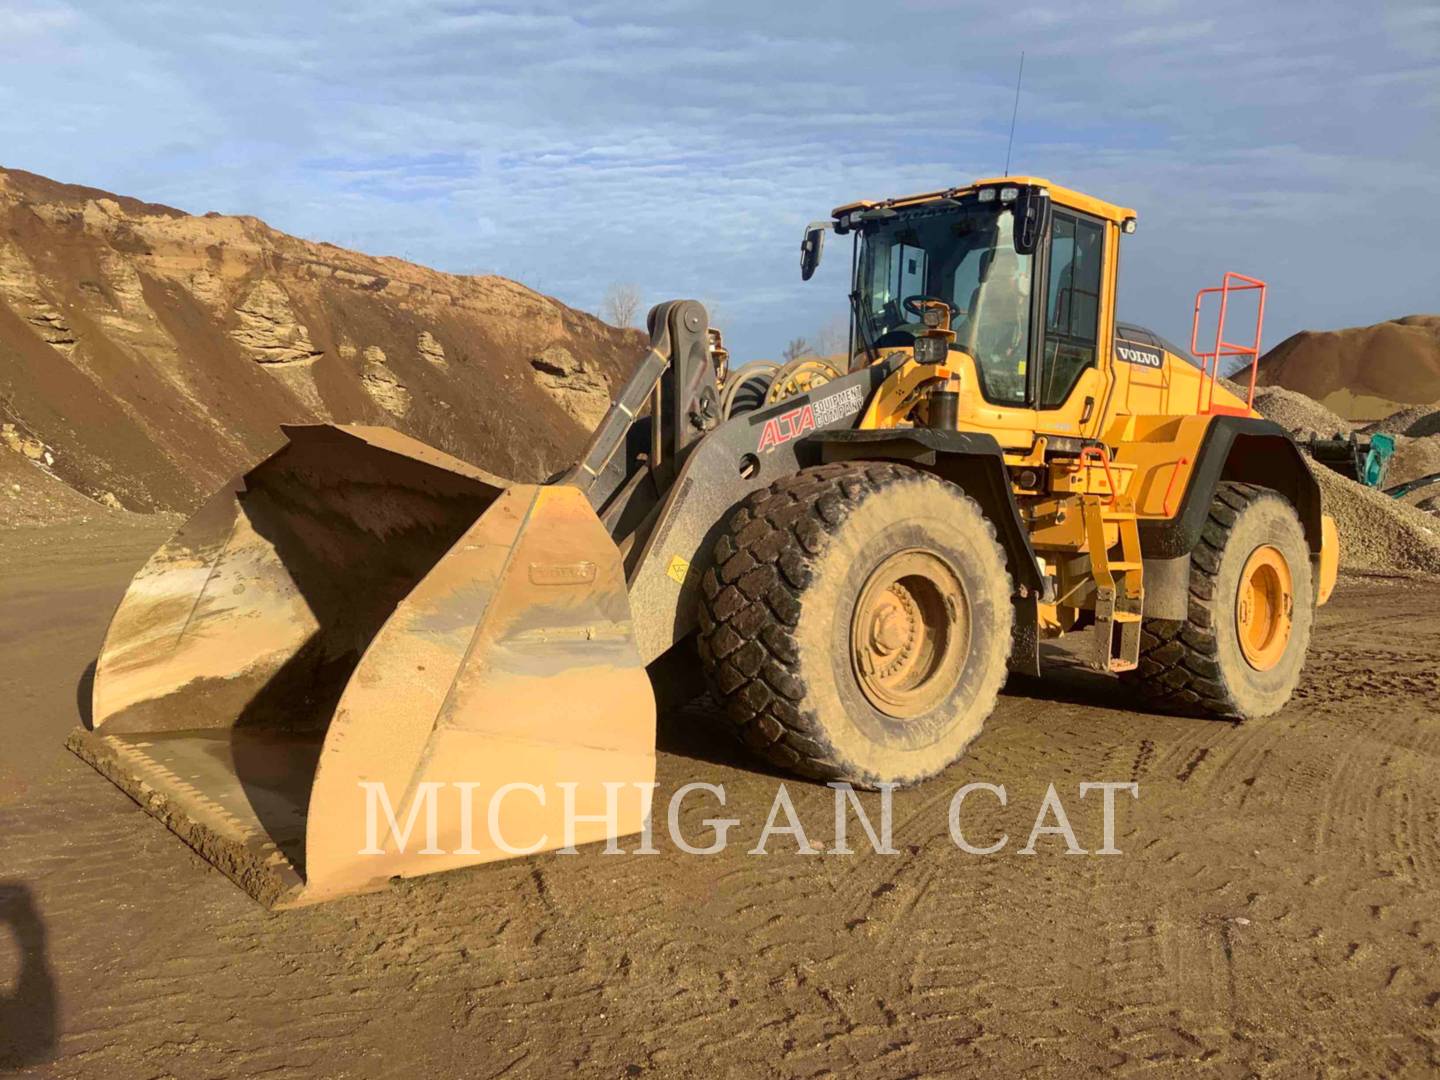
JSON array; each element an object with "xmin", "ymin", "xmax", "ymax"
[
  {"xmin": 944, "ymin": 208, "xmax": 1040, "ymax": 449},
  {"xmin": 1034, "ymin": 208, "xmax": 1114, "ymax": 439}
]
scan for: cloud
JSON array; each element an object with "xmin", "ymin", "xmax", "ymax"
[
  {"xmin": 0, "ymin": 0, "xmax": 1436, "ymax": 358},
  {"xmin": 0, "ymin": 1, "xmax": 74, "ymax": 44},
  {"xmin": 1115, "ymin": 19, "xmax": 1216, "ymax": 47}
]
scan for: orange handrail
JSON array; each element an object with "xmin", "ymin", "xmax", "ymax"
[
  {"xmin": 1190, "ymin": 272, "xmax": 1267, "ymax": 417},
  {"xmin": 1074, "ymin": 445, "xmax": 1120, "ymax": 508}
]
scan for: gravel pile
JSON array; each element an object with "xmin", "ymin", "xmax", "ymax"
[
  {"xmin": 1361, "ymin": 402, "xmax": 1440, "ymax": 438},
  {"xmin": 1217, "ymin": 379, "xmax": 1440, "ymax": 571},
  {"xmin": 1387, "ymin": 435, "xmax": 1440, "ymax": 490},
  {"xmin": 1250, "ymin": 385, "xmax": 1353, "ymax": 439},
  {"xmin": 1311, "ymin": 460, "xmax": 1440, "ymax": 574}
]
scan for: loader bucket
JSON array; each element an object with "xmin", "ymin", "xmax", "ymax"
[{"xmin": 68, "ymin": 425, "xmax": 656, "ymax": 908}]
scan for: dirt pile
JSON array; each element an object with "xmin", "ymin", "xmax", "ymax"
[
  {"xmin": 0, "ymin": 166, "xmax": 643, "ymax": 515},
  {"xmin": 1256, "ymin": 315, "xmax": 1440, "ymax": 421}
]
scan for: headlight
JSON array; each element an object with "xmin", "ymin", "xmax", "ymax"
[{"xmin": 914, "ymin": 336, "xmax": 948, "ymax": 364}]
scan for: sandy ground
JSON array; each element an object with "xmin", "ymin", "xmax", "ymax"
[{"xmin": 1, "ymin": 518, "xmax": 1438, "ymax": 1078}]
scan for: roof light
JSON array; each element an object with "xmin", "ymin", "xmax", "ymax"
[
  {"xmin": 977, "ymin": 188, "xmax": 997, "ymax": 203},
  {"xmin": 999, "ymin": 186, "xmax": 1019, "ymax": 203},
  {"xmin": 1122, "ymin": 217, "xmax": 1138, "ymax": 234}
]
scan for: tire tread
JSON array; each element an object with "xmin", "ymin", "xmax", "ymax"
[
  {"xmin": 1124, "ymin": 481, "xmax": 1299, "ymax": 718},
  {"xmin": 697, "ymin": 462, "xmax": 1009, "ymax": 782}
]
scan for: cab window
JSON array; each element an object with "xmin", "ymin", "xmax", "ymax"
[
  {"xmin": 1040, "ymin": 211, "xmax": 1103, "ymax": 408},
  {"xmin": 856, "ymin": 203, "xmax": 1032, "ymax": 405}
]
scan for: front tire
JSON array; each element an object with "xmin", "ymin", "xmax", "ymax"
[
  {"xmin": 697, "ymin": 462, "xmax": 1013, "ymax": 787},
  {"xmin": 1126, "ymin": 481, "xmax": 1313, "ymax": 718}
]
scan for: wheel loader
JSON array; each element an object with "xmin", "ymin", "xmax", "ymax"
[{"xmin": 69, "ymin": 176, "xmax": 1339, "ymax": 907}]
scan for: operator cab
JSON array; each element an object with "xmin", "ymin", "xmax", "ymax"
[
  {"xmin": 858, "ymin": 193, "xmax": 1037, "ymax": 402},
  {"xmin": 803, "ymin": 178, "xmax": 1137, "ymax": 428}
]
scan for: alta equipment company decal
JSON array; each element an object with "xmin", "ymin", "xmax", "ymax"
[{"xmin": 755, "ymin": 384, "xmax": 867, "ymax": 453}]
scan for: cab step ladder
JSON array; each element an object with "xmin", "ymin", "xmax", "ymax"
[{"xmin": 1076, "ymin": 447, "xmax": 1145, "ymax": 673}]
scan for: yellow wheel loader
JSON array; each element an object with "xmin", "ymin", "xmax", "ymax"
[{"xmin": 70, "ymin": 177, "xmax": 1339, "ymax": 907}]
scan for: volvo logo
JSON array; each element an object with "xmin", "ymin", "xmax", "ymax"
[{"xmin": 1115, "ymin": 340, "xmax": 1164, "ymax": 369}]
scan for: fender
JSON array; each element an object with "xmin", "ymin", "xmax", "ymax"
[
  {"xmin": 1136, "ymin": 415, "xmax": 1324, "ymax": 558},
  {"xmin": 621, "ymin": 364, "xmax": 895, "ymax": 663},
  {"xmin": 811, "ymin": 428, "xmax": 1046, "ymax": 597}
]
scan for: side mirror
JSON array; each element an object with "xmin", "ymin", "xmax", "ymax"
[
  {"xmin": 1013, "ymin": 188, "xmax": 1050, "ymax": 256},
  {"xmin": 800, "ymin": 222, "xmax": 828, "ymax": 281}
]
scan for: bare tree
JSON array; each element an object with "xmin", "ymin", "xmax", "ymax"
[
  {"xmin": 602, "ymin": 283, "xmax": 643, "ymax": 328},
  {"xmin": 813, "ymin": 314, "xmax": 849, "ymax": 359},
  {"xmin": 781, "ymin": 337, "xmax": 813, "ymax": 364}
]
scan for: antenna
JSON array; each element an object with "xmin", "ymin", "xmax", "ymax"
[{"xmin": 1004, "ymin": 52, "xmax": 1025, "ymax": 177}]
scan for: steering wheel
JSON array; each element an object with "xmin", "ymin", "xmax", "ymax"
[{"xmin": 903, "ymin": 294, "xmax": 951, "ymax": 318}]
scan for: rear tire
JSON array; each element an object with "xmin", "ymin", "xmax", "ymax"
[
  {"xmin": 697, "ymin": 462, "xmax": 1013, "ymax": 787},
  {"xmin": 1125, "ymin": 481, "xmax": 1313, "ymax": 718}
]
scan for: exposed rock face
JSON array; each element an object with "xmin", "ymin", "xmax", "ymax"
[
  {"xmin": 24, "ymin": 309, "xmax": 76, "ymax": 351},
  {"xmin": 0, "ymin": 166, "xmax": 645, "ymax": 512},
  {"xmin": 231, "ymin": 280, "xmax": 323, "ymax": 365},
  {"xmin": 529, "ymin": 345, "xmax": 611, "ymax": 430},
  {"xmin": 0, "ymin": 243, "xmax": 78, "ymax": 355},
  {"xmin": 360, "ymin": 346, "xmax": 410, "ymax": 416},
  {"xmin": 1, "ymin": 422, "xmax": 52, "ymax": 464},
  {"xmin": 418, "ymin": 331, "xmax": 447, "ymax": 365}
]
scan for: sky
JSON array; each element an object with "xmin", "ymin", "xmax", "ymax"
[{"xmin": 0, "ymin": 0, "xmax": 1437, "ymax": 363}]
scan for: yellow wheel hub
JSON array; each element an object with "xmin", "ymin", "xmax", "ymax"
[
  {"xmin": 1236, "ymin": 544, "xmax": 1293, "ymax": 671},
  {"xmin": 851, "ymin": 550, "xmax": 968, "ymax": 718}
]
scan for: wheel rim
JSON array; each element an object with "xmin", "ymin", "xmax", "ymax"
[
  {"xmin": 850, "ymin": 550, "xmax": 969, "ymax": 718},
  {"xmin": 1236, "ymin": 544, "xmax": 1294, "ymax": 671}
]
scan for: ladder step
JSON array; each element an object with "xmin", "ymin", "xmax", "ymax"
[{"xmin": 1086, "ymin": 494, "xmax": 1145, "ymax": 673}]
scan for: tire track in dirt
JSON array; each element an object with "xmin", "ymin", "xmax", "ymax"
[{"xmin": 5, "ymin": 525, "xmax": 1440, "ymax": 1078}]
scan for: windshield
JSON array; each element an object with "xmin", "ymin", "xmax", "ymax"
[{"xmin": 857, "ymin": 202, "xmax": 1033, "ymax": 404}]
